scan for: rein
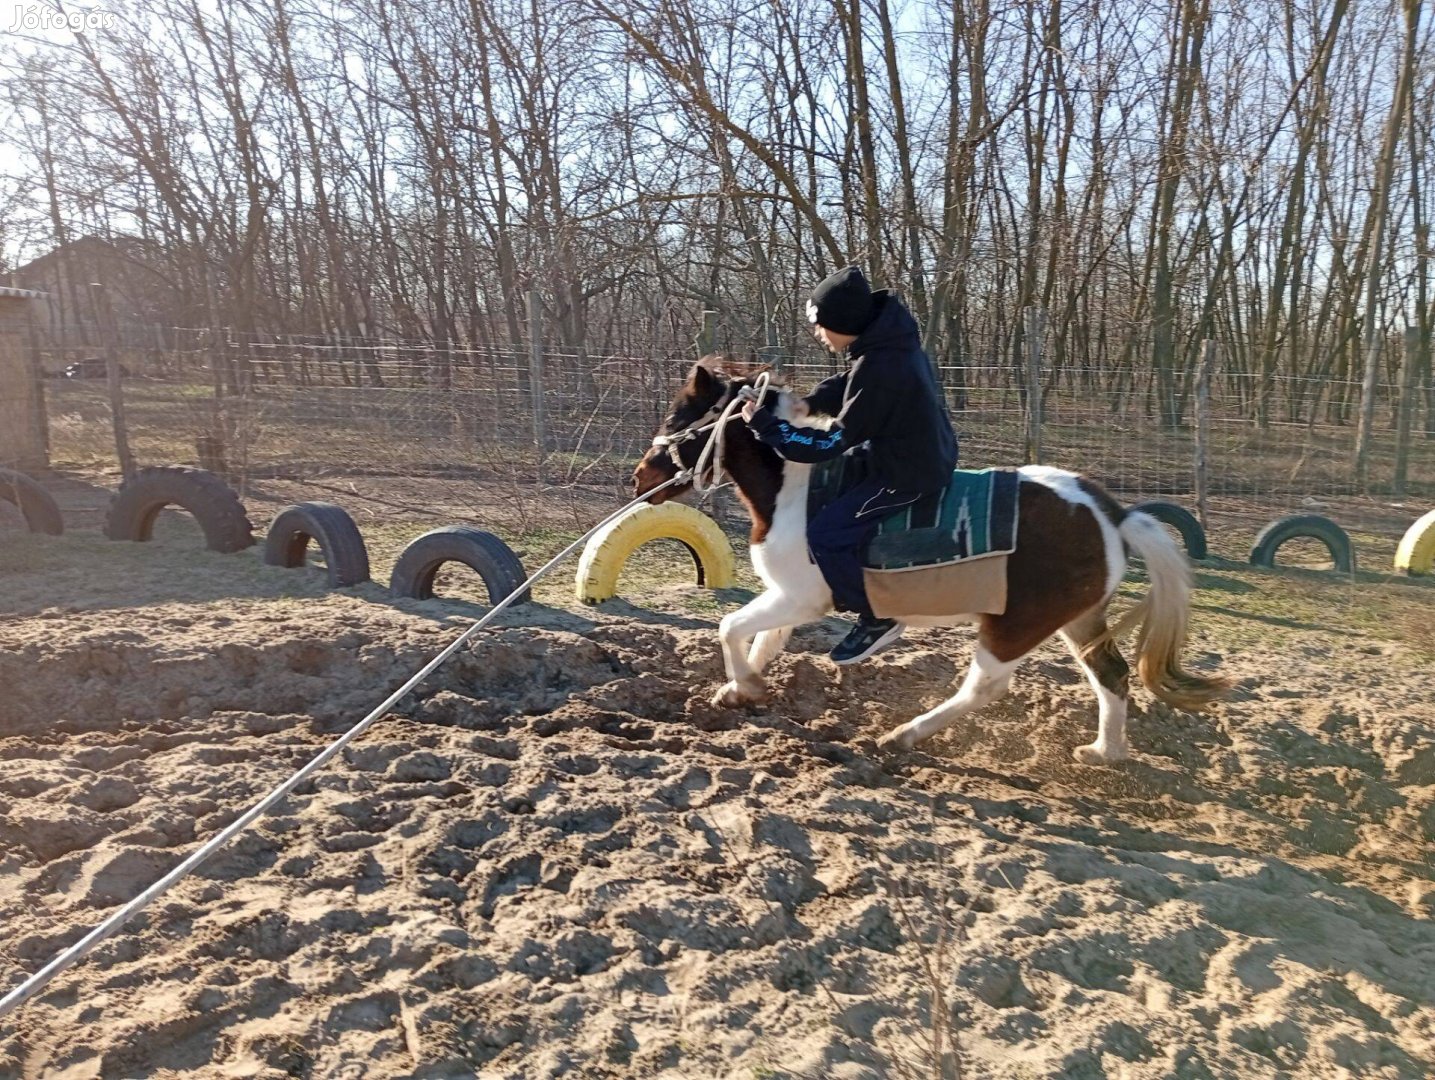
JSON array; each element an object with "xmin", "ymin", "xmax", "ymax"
[{"xmin": 651, "ymin": 372, "xmax": 774, "ymax": 494}]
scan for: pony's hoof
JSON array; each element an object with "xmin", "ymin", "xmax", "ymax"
[
  {"xmin": 877, "ymin": 726, "xmax": 918, "ymax": 752},
  {"xmin": 712, "ymin": 679, "xmax": 765, "ymax": 708},
  {"xmin": 1073, "ymin": 742, "xmax": 1128, "ymax": 765}
]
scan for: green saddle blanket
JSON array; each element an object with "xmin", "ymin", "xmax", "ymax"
[{"xmin": 808, "ymin": 457, "xmax": 1021, "ymax": 571}]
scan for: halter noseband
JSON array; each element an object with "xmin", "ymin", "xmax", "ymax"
[{"xmin": 650, "ymin": 406, "xmax": 720, "ymax": 461}]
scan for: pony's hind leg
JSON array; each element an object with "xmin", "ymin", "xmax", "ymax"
[
  {"xmin": 1059, "ymin": 609, "xmax": 1131, "ymax": 764},
  {"xmin": 877, "ymin": 644, "xmax": 1023, "ymax": 751}
]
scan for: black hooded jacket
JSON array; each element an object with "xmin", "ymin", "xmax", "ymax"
[{"xmin": 747, "ymin": 292, "xmax": 958, "ymax": 493}]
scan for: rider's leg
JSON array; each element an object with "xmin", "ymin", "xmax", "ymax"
[
  {"xmin": 807, "ymin": 480, "xmax": 920, "ymax": 614},
  {"xmin": 808, "ymin": 480, "xmax": 923, "ymax": 663}
]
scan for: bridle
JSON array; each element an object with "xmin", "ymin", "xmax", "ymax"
[{"xmin": 649, "ymin": 372, "xmax": 776, "ymax": 494}]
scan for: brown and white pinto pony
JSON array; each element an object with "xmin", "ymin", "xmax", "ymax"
[{"xmin": 632, "ymin": 362, "xmax": 1226, "ymax": 763}]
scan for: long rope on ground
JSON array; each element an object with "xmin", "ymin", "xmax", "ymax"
[{"xmin": 0, "ymin": 468, "xmax": 695, "ymax": 1023}]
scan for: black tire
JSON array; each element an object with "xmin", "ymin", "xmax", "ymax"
[
  {"xmin": 263, "ymin": 501, "xmax": 370, "ymax": 587},
  {"xmin": 1130, "ymin": 501, "xmax": 1207, "ymax": 560},
  {"xmin": 104, "ymin": 466, "xmax": 254, "ymax": 553},
  {"xmin": 0, "ymin": 469, "xmax": 64, "ymax": 535},
  {"xmin": 390, "ymin": 526, "xmax": 531, "ymax": 606},
  {"xmin": 1249, "ymin": 514, "xmax": 1356, "ymax": 573}
]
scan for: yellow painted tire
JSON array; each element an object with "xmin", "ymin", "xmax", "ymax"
[
  {"xmin": 1394, "ymin": 509, "xmax": 1435, "ymax": 576},
  {"xmin": 576, "ymin": 502, "xmax": 735, "ymax": 604}
]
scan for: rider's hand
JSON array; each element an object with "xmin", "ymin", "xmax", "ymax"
[{"xmin": 741, "ymin": 400, "xmax": 759, "ymax": 422}]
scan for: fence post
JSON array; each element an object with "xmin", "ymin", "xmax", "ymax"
[
  {"xmin": 1393, "ymin": 327, "xmax": 1418, "ymax": 496},
  {"xmin": 89, "ymin": 282, "xmax": 136, "ymax": 481},
  {"xmin": 528, "ymin": 290, "xmax": 548, "ymax": 476},
  {"xmin": 696, "ymin": 309, "xmax": 717, "ymax": 358},
  {"xmin": 150, "ymin": 321, "xmax": 165, "ymax": 376},
  {"xmin": 1354, "ymin": 334, "xmax": 1382, "ymax": 489},
  {"xmin": 1023, "ymin": 307, "xmax": 1045, "ymax": 464},
  {"xmin": 1194, "ymin": 339, "xmax": 1216, "ymax": 532},
  {"xmin": 28, "ymin": 324, "xmax": 50, "ymax": 465}
]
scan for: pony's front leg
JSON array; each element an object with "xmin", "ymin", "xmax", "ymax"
[
  {"xmin": 712, "ymin": 591, "xmax": 813, "ymax": 707},
  {"xmin": 748, "ymin": 627, "xmax": 793, "ymax": 672}
]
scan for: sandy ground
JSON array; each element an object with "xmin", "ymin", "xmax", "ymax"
[{"xmin": 2, "ymin": 497, "xmax": 1434, "ymax": 1079}]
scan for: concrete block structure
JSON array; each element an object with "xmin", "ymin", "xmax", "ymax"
[{"xmin": 0, "ymin": 287, "xmax": 50, "ymax": 471}]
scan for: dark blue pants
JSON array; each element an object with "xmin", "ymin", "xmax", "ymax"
[{"xmin": 808, "ymin": 479, "xmax": 924, "ymax": 617}]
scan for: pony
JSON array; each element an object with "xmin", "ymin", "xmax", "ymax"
[{"xmin": 631, "ymin": 361, "xmax": 1227, "ymax": 762}]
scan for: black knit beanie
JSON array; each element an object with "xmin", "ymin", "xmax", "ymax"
[{"xmin": 806, "ymin": 265, "xmax": 874, "ymax": 336}]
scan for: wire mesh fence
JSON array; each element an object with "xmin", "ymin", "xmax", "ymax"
[{"xmin": 35, "ymin": 321, "xmax": 1434, "ymax": 563}]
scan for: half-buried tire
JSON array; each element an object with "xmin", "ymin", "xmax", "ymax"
[
  {"xmin": 104, "ymin": 466, "xmax": 254, "ymax": 552},
  {"xmin": 263, "ymin": 501, "xmax": 371, "ymax": 587},
  {"xmin": 1129, "ymin": 501, "xmax": 1207, "ymax": 560},
  {"xmin": 1394, "ymin": 509, "xmax": 1435, "ymax": 577},
  {"xmin": 390, "ymin": 526, "xmax": 531, "ymax": 605},
  {"xmin": 1250, "ymin": 514, "xmax": 1355, "ymax": 574},
  {"xmin": 0, "ymin": 469, "xmax": 63, "ymax": 535},
  {"xmin": 576, "ymin": 501, "xmax": 735, "ymax": 604}
]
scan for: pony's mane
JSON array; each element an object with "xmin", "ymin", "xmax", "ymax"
[
  {"xmin": 696, "ymin": 352, "xmax": 783, "ymax": 387},
  {"xmin": 693, "ymin": 352, "xmax": 836, "ymax": 429}
]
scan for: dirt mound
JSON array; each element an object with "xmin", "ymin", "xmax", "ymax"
[{"xmin": 2, "ymin": 568, "xmax": 1434, "ymax": 1077}]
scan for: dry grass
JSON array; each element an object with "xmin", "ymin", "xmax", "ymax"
[
  {"xmin": 47, "ymin": 375, "xmax": 1433, "ymax": 505},
  {"xmin": 26, "ymin": 377, "xmax": 1435, "ymax": 644}
]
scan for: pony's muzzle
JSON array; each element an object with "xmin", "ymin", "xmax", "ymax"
[{"xmin": 632, "ymin": 450, "xmax": 679, "ymax": 501}]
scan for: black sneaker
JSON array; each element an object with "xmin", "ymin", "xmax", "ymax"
[{"xmin": 830, "ymin": 617, "xmax": 904, "ymax": 665}]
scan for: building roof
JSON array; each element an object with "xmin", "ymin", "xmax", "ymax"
[
  {"xmin": 0, "ymin": 286, "xmax": 48, "ymax": 299},
  {"xmin": 12, "ymin": 235, "xmax": 154, "ymax": 278}
]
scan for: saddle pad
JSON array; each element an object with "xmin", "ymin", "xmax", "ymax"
[
  {"xmin": 866, "ymin": 467, "xmax": 1020, "ymax": 571},
  {"xmin": 865, "ymin": 554, "xmax": 1009, "ymax": 619}
]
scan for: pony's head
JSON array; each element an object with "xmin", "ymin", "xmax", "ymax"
[{"xmin": 632, "ymin": 356, "xmax": 781, "ymax": 501}]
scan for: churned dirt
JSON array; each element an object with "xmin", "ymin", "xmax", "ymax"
[{"xmin": 1, "ymin": 507, "xmax": 1434, "ymax": 1079}]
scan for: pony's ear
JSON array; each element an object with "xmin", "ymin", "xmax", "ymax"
[{"xmin": 687, "ymin": 359, "xmax": 724, "ymax": 394}]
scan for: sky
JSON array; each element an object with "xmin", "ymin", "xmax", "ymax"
[{"xmin": 0, "ymin": 0, "xmax": 132, "ymax": 267}]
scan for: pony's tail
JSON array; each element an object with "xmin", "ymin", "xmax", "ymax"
[{"xmin": 1089, "ymin": 511, "xmax": 1229, "ymax": 711}]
